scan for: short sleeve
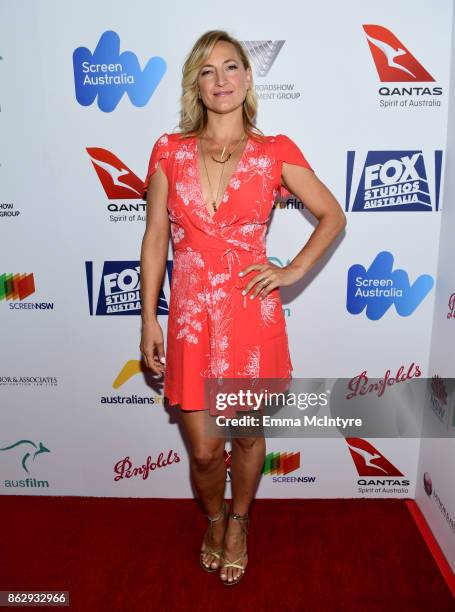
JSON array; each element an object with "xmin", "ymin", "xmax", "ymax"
[
  {"xmin": 142, "ymin": 133, "xmax": 170, "ymax": 200},
  {"xmin": 275, "ymin": 134, "xmax": 314, "ymax": 199}
]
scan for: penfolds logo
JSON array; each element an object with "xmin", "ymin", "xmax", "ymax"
[
  {"xmin": 113, "ymin": 450, "xmax": 180, "ymax": 481},
  {"xmin": 346, "ymin": 362, "xmax": 421, "ymax": 399}
]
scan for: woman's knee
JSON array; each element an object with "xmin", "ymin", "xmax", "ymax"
[
  {"xmin": 191, "ymin": 444, "xmax": 225, "ymax": 470},
  {"xmin": 232, "ymin": 436, "xmax": 264, "ymax": 452}
]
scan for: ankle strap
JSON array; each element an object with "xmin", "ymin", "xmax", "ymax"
[
  {"xmin": 205, "ymin": 501, "xmax": 227, "ymax": 524},
  {"xmin": 229, "ymin": 511, "xmax": 249, "ymax": 534}
]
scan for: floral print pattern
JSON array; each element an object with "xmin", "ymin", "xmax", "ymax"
[{"xmin": 142, "ymin": 132, "xmax": 314, "ymax": 410}]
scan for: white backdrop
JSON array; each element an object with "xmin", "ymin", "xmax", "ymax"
[{"xmin": 0, "ymin": 0, "xmax": 453, "ymax": 537}]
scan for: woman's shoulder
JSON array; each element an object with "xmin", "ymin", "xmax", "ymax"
[{"xmin": 152, "ymin": 131, "xmax": 193, "ymax": 150}]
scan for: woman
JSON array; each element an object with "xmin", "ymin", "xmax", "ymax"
[{"xmin": 140, "ymin": 30, "xmax": 346, "ymax": 585}]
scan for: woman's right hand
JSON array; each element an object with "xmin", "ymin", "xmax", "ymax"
[{"xmin": 140, "ymin": 320, "xmax": 166, "ymax": 376}]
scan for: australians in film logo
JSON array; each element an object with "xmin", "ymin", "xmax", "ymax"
[
  {"xmin": 1, "ymin": 273, "xmax": 54, "ymax": 311},
  {"xmin": 73, "ymin": 30, "xmax": 166, "ymax": 112},
  {"xmin": 346, "ymin": 251, "xmax": 434, "ymax": 320},
  {"xmin": 87, "ymin": 148, "xmax": 147, "ymax": 222},
  {"xmin": 345, "ymin": 150, "xmax": 443, "ymax": 212},
  {"xmin": 346, "ymin": 437, "xmax": 410, "ymax": 495},
  {"xmin": 96, "ymin": 360, "xmax": 165, "ymax": 407},
  {"xmin": 113, "ymin": 450, "xmax": 180, "ymax": 482},
  {"xmin": 362, "ymin": 24, "xmax": 442, "ymax": 107},
  {"xmin": 85, "ymin": 260, "xmax": 173, "ymax": 316},
  {"xmin": 0, "ymin": 439, "xmax": 51, "ymax": 489},
  {"xmin": 240, "ymin": 40, "xmax": 302, "ymax": 102}
]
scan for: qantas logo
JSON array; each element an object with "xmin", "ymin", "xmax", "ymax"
[
  {"xmin": 87, "ymin": 148, "xmax": 143, "ymax": 199},
  {"xmin": 346, "ymin": 438, "xmax": 403, "ymax": 476},
  {"xmin": 363, "ymin": 25, "xmax": 434, "ymax": 82}
]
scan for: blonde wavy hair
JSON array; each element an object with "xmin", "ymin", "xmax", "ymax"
[{"xmin": 178, "ymin": 30, "xmax": 265, "ymax": 142}]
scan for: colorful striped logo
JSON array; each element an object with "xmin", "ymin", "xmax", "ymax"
[
  {"xmin": 0, "ymin": 273, "xmax": 35, "ymax": 301},
  {"xmin": 262, "ymin": 452, "xmax": 300, "ymax": 476}
]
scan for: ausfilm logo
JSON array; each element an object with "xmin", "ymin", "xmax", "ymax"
[
  {"xmin": 240, "ymin": 40, "xmax": 302, "ymax": 102},
  {"xmin": 113, "ymin": 450, "xmax": 180, "ymax": 482},
  {"xmin": 87, "ymin": 147, "xmax": 147, "ymax": 222},
  {"xmin": 346, "ymin": 437, "xmax": 410, "ymax": 495},
  {"xmin": 73, "ymin": 30, "xmax": 166, "ymax": 113},
  {"xmin": 363, "ymin": 25, "xmax": 442, "ymax": 108},
  {"xmin": 85, "ymin": 260, "xmax": 173, "ymax": 316},
  {"xmin": 345, "ymin": 150, "xmax": 443, "ymax": 212},
  {"xmin": 0, "ymin": 439, "xmax": 51, "ymax": 489},
  {"xmin": 1, "ymin": 273, "xmax": 55, "ymax": 311},
  {"xmin": 98, "ymin": 360, "xmax": 166, "ymax": 407},
  {"xmin": 262, "ymin": 451, "xmax": 316, "ymax": 484}
]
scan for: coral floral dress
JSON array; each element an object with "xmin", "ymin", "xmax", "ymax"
[{"xmin": 142, "ymin": 132, "xmax": 314, "ymax": 411}]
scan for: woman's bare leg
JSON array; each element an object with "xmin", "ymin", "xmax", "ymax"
[
  {"xmin": 220, "ymin": 435, "xmax": 266, "ymax": 583},
  {"xmin": 179, "ymin": 409, "xmax": 227, "ymax": 569}
]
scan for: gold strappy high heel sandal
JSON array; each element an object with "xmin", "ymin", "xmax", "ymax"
[
  {"xmin": 199, "ymin": 501, "xmax": 228, "ymax": 572},
  {"xmin": 220, "ymin": 511, "xmax": 249, "ymax": 585}
]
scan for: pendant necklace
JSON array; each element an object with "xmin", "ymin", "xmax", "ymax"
[{"xmin": 200, "ymin": 133, "xmax": 246, "ymax": 214}]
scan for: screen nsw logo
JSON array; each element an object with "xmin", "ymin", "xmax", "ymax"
[
  {"xmin": 345, "ymin": 150, "xmax": 442, "ymax": 212},
  {"xmin": 347, "ymin": 251, "xmax": 433, "ymax": 320},
  {"xmin": 73, "ymin": 31, "xmax": 166, "ymax": 112},
  {"xmin": 85, "ymin": 261, "xmax": 173, "ymax": 316}
]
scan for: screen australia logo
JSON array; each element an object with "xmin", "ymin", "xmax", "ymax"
[
  {"xmin": 73, "ymin": 30, "xmax": 166, "ymax": 112},
  {"xmin": 345, "ymin": 150, "xmax": 442, "ymax": 212},
  {"xmin": 347, "ymin": 251, "xmax": 433, "ymax": 320},
  {"xmin": 85, "ymin": 260, "xmax": 173, "ymax": 316}
]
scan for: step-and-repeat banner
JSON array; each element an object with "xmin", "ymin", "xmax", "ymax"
[{"xmin": 1, "ymin": 0, "xmax": 453, "ymax": 536}]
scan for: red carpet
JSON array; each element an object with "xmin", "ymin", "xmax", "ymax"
[{"xmin": 1, "ymin": 496, "xmax": 453, "ymax": 611}]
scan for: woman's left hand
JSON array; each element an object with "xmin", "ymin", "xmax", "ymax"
[{"xmin": 238, "ymin": 262, "xmax": 303, "ymax": 300}]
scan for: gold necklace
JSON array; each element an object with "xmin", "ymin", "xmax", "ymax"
[{"xmin": 200, "ymin": 133, "xmax": 246, "ymax": 213}]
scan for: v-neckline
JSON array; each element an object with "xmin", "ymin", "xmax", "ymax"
[{"xmin": 194, "ymin": 134, "xmax": 250, "ymax": 222}]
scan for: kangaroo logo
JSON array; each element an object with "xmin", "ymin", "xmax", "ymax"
[
  {"xmin": 73, "ymin": 31, "xmax": 166, "ymax": 112},
  {"xmin": 363, "ymin": 25, "xmax": 434, "ymax": 82},
  {"xmin": 347, "ymin": 251, "xmax": 433, "ymax": 320},
  {"xmin": 346, "ymin": 438, "xmax": 403, "ymax": 476},
  {"xmin": 0, "ymin": 440, "xmax": 50, "ymax": 474},
  {"xmin": 87, "ymin": 148, "xmax": 143, "ymax": 199}
]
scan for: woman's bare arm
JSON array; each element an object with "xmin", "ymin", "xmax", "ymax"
[{"xmin": 139, "ymin": 162, "xmax": 170, "ymax": 373}]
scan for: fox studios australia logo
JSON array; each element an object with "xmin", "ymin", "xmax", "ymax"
[
  {"xmin": 346, "ymin": 251, "xmax": 434, "ymax": 320},
  {"xmin": 73, "ymin": 30, "xmax": 166, "ymax": 112},
  {"xmin": 85, "ymin": 260, "xmax": 173, "ymax": 316},
  {"xmin": 362, "ymin": 24, "xmax": 442, "ymax": 108},
  {"xmin": 345, "ymin": 150, "xmax": 443, "ymax": 212},
  {"xmin": 240, "ymin": 40, "xmax": 301, "ymax": 102}
]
